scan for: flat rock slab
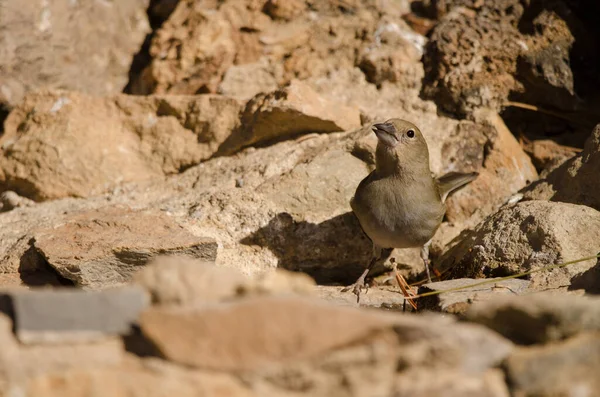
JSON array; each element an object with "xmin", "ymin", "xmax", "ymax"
[
  {"xmin": 418, "ymin": 278, "xmax": 531, "ymax": 314},
  {"xmin": 33, "ymin": 207, "xmax": 217, "ymax": 289},
  {"xmin": 465, "ymin": 294, "xmax": 600, "ymax": 344},
  {"xmin": 139, "ymin": 295, "xmax": 512, "ymax": 373},
  {"xmin": 1, "ymin": 286, "xmax": 148, "ymax": 344}
]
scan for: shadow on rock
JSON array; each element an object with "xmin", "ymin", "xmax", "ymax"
[
  {"xmin": 241, "ymin": 212, "xmax": 385, "ymax": 285},
  {"xmin": 18, "ymin": 240, "xmax": 74, "ymax": 287},
  {"xmin": 569, "ymin": 257, "xmax": 600, "ymax": 294}
]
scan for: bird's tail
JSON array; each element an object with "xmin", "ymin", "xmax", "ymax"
[{"xmin": 436, "ymin": 171, "xmax": 479, "ymax": 202}]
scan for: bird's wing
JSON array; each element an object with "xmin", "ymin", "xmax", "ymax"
[{"xmin": 436, "ymin": 171, "xmax": 479, "ymax": 202}]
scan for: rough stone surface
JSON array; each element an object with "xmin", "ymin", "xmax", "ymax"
[
  {"xmin": 23, "ymin": 359, "xmax": 254, "ymax": 397},
  {"xmin": 3, "ymin": 286, "xmax": 148, "ymax": 343},
  {"xmin": 465, "ymin": 294, "xmax": 600, "ymax": 345},
  {"xmin": 0, "ymin": 0, "xmax": 150, "ymax": 108},
  {"xmin": 505, "ymin": 333, "xmax": 600, "ymax": 397},
  {"xmin": 0, "ymin": 91, "xmax": 242, "ymax": 201},
  {"xmin": 439, "ymin": 200, "xmax": 600, "ymax": 290},
  {"xmin": 0, "ymin": 313, "xmax": 124, "ymax": 385},
  {"xmin": 520, "ymin": 138, "xmax": 581, "ymax": 175},
  {"xmin": 218, "ymin": 80, "xmax": 361, "ymax": 155},
  {"xmin": 421, "ymin": 0, "xmax": 595, "ymax": 116},
  {"xmin": 418, "ymin": 278, "xmax": 531, "ymax": 314},
  {"xmin": 523, "ymin": 123, "xmax": 600, "ymax": 211},
  {"xmin": 33, "ymin": 207, "xmax": 217, "ymax": 288},
  {"xmin": 140, "ymin": 295, "xmax": 512, "ymax": 372}
]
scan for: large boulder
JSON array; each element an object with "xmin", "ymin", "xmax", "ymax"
[
  {"xmin": 0, "ymin": 91, "xmax": 242, "ymax": 201},
  {"xmin": 0, "ymin": 0, "xmax": 150, "ymax": 108},
  {"xmin": 439, "ymin": 200, "xmax": 600, "ymax": 291}
]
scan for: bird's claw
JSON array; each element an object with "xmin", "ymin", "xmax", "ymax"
[{"xmin": 341, "ymin": 279, "xmax": 368, "ymax": 303}]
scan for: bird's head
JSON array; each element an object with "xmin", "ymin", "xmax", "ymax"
[{"xmin": 371, "ymin": 118, "xmax": 430, "ymax": 174}]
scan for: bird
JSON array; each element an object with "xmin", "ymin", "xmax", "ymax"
[{"xmin": 343, "ymin": 118, "xmax": 478, "ymax": 302}]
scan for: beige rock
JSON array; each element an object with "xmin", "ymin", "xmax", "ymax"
[
  {"xmin": 439, "ymin": 200, "xmax": 600, "ymax": 291},
  {"xmin": 263, "ymin": 0, "xmax": 307, "ymax": 21},
  {"xmin": 218, "ymin": 60, "xmax": 280, "ymax": 100},
  {"xmin": 218, "ymin": 80, "xmax": 362, "ymax": 155},
  {"xmin": 520, "ymin": 138, "xmax": 581, "ymax": 176},
  {"xmin": 0, "ymin": 91, "xmax": 241, "ymax": 201},
  {"xmin": 394, "ymin": 369, "xmax": 510, "ymax": 397},
  {"xmin": 465, "ymin": 294, "xmax": 600, "ymax": 344},
  {"xmin": 22, "ymin": 358, "xmax": 254, "ymax": 397},
  {"xmin": 130, "ymin": 1, "xmax": 238, "ymax": 95},
  {"xmin": 0, "ymin": 0, "xmax": 150, "ymax": 108},
  {"xmin": 505, "ymin": 333, "xmax": 600, "ymax": 397},
  {"xmin": 140, "ymin": 295, "xmax": 512, "ymax": 372},
  {"xmin": 523, "ymin": 124, "xmax": 600, "ymax": 211},
  {"xmin": 33, "ymin": 206, "xmax": 217, "ymax": 289},
  {"xmin": 442, "ymin": 110, "xmax": 538, "ymax": 227},
  {"xmin": 418, "ymin": 278, "xmax": 531, "ymax": 314},
  {"xmin": 0, "ymin": 313, "xmax": 123, "ymax": 384},
  {"xmin": 134, "ymin": 256, "xmax": 246, "ymax": 305}
]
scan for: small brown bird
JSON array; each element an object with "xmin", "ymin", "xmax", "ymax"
[{"xmin": 343, "ymin": 119, "xmax": 478, "ymax": 301}]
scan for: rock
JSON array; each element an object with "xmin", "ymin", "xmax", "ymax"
[
  {"xmin": 140, "ymin": 295, "xmax": 512, "ymax": 372},
  {"xmin": 23, "ymin": 359, "xmax": 254, "ymax": 397},
  {"xmin": 418, "ymin": 278, "xmax": 531, "ymax": 314},
  {"xmin": 218, "ymin": 80, "xmax": 362, "ymax": 155},
  {"xmin": 0, "ymin": 0, "xmax": 150, "ymax": 108},
  {"xmin": 134, "ymin": 256, "xmax": 246, "ymax": 306},
  {"xmin": 505, "ymin": 333, "xmax": 600, "ymax": 396},
  {"xmin": 0, "ymin": 313, "xmax": 124, "ymax": 385},
  {"xmin": 0, "ymin": 91, "xmax": 242, "ymax": 201},
  {"xmin": 520, "ymin": 138, "xmax": 581, "ymax": 175},
  {"xmin": 439, "ymin": 200, "xmax": 600, "ymax": 291},
  {"xmin": 1, "ymin": 286, "xmax": 148, "ymax": 343},
  {"xmin": 523, "ymin": 124, "xmax": 600, "ymax": 211},
  {"xmin": 394, "ymin": 369, "xmax": 510, "ymax": 397},
  {"xmin": 218, "ymin": 60, "xmax": 280, "ymax": 100},
  {"xmin": 0, "ymin": 191, "xmax": 35, "ymax": 212},
  {"xmin": 421, "ymin": 0, "xmax": 587, "ymax": 116},
  {"xmin": 32, "ymin": 207, "xmax": 217, "ymax": 288},
  {"xmin": 465, "ymin": 294, "xmax": 600, "ymax": 345},
  {"xmin": 357, "ymin": 20, "xmax": 425, "ymax": 88},
  {"xmin": 263, "ymin": 0, "xmax": 307, "ymax": 21},
  {"xmin": 237, "ymin": 269, "xmax": 316, "ymax": 297},
  {"xmin": 441, "ymin": 110, "xmax": 538, "ymax": 227},
  {"xmin": 314, "ymin": 285, "xmax": 410, "ymax": 310}
]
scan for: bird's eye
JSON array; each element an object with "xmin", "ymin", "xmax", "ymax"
[{"xmin": 407, "ymin": 129, "xmax": 415, "ymax": 138}]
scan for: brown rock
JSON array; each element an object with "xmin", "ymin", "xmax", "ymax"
[
  {"xmin": 130, "ymin": 1, "xmax": 238, "ymax": 95},
  {"xmin": 523, "ymin": 124, "xmax": 600, "ymax": 211},
  {"xmin": 418, "ymin": 278, "xmax": 531, "ymax": 314},
  {"xmin": 218, "ymin": 80, "xmax": 361, "ymax": 155},
  {"xmin": 0, "ymin": 91, "xmax": 241, "ymax": 201},
  {"xmin": 33, "ymin": 207, "xmax": 217, "ymax": 289},
  {"xmin": 439, "ymin": 200, "xmax": 600, "ymax": 291},
  {"xmin": 0, "ymin": 313, "xmax": 123, "ymax": 384},
  {"xmin": 394, "ymin": 369, "xmax": 509, "ymax": 397},
  {"xmin": 134, "ymin": 256, "xmax": 246, "ymax": 305},
  {"xmin": 520, "ymin": 137, "xmax": 581, "ymax": 175},
  {"xmin": 263, "ymin": 0, "xmax": 307, "ymax": 21},
  {"xmin": 0, "ymin": 0, "xmax": 150, "ymax": 108},
  {"xmin": 140, "ymin": 295, "xmax": 512, "ymax": 372},
  {"xmin": 218, "ymin": 60, "xmax": 280, "ymax": 100},
  {"xmin": 505, "ymin": 333, "xmax": 600, "ymax": 396},
  {"xmin": 358, "ymin": 20, "xmax": 425, "ymax": 87},
  {"xmin": 465, "ymin": 294, "xmax": 600, "ymax": 345},
  {"xmin": 421, "ymin": 0, "xmax": 586, "ymax": 116},
  {"xmin": 24, "ymin": 359, "xmax": 254, "ymax": 397},
  {"xmin": 442, "ymin": 110, "xmax": 538, "ymax": 227}
]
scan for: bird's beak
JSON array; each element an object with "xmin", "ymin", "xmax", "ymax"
[{"xmin": 371, "ymin": 123, "xmax": 397, "ymax": 147}]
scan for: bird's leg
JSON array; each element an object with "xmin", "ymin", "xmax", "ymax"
[
  {"xmin": 342, "ymin": 245, "xmax": 382, "ymax": 303},
  {"xmin": 420, "ymin": 239, "xmax": 433, "ymax": 283}
]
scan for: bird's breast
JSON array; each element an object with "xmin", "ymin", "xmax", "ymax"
[{"xmin": 351, "ymin": 177, "xmax": 444, "ymax": 249}]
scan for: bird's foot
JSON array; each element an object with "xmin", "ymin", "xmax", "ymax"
[{"xmin": 341, "ymin": 278, "xmax": 369, "ymax": 303}]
